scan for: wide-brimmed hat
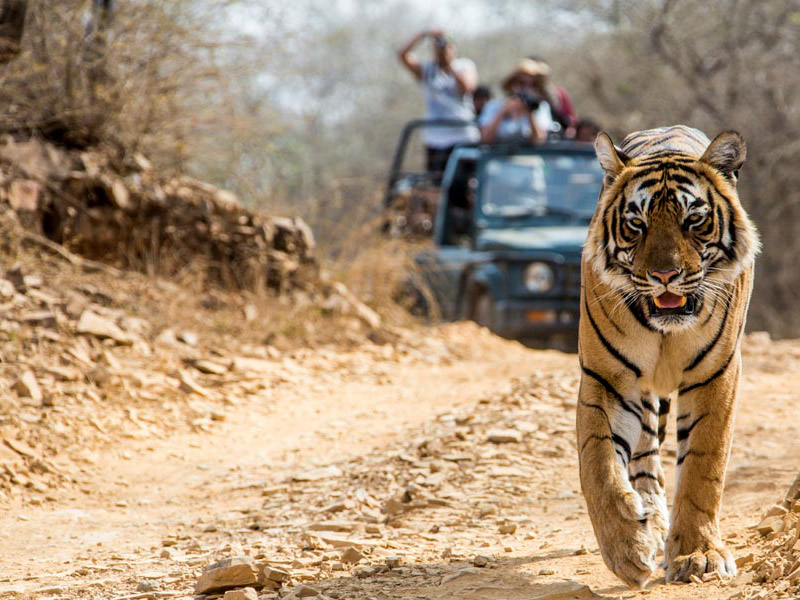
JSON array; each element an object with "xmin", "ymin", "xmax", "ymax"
[{"xmin": 501, "ymin": 59, "xmax": 551, "ymax": 92}]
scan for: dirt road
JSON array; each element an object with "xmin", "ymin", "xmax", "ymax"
[{"xmin": 0, "ymin": 324, "xmax": 797, "ymax": 600}]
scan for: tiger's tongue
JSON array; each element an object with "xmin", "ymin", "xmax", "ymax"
[{"xmin": 654, "ymin": 291, "xmax": 686, "ymax": 309}]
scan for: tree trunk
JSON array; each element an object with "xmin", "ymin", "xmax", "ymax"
[{"xmin": 0, "ymin": 0, "xmax": 27, "ymax": 64}]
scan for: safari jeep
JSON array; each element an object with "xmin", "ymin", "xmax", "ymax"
[{"xmin": 415, "ymin": 141, "xmax": 604, "ymax": 347}]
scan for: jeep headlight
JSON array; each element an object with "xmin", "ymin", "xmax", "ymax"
[{"xmin": 524, "ymin": 262, "xmax": 554, "ymax": 293}]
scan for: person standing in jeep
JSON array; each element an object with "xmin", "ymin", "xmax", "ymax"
[{"xmin": 398, "ymin": 29, "xmax": 479, "ymax": 174}]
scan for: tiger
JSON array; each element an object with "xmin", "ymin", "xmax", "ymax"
[{"xmin": 576, "ymin": 125, "xmax": 760, "ymax": 588}]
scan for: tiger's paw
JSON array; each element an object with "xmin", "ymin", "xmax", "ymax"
[
  {"xmin": 665, "ymin": 543, "xmax": 736, "ymax": 583},
  {"xmin": 595, "ymin": 490, "xmax": 660, "ymax": 588}
]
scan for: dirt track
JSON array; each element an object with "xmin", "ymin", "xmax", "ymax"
[{"xmin": 0, "ymin": 324, "xmax": 798, "ymax": 600}]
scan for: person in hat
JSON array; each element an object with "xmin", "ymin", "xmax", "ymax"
[
  {"xmin": 527, "ymin": 55, "xmax": 578, "ymax": 136},
  {"xmin": 478, "ymin": 59, "xmax": 556, "ymax": 144},
  {"xmin": 398, "ymin": 29, "xmax": 479, "ymax": 173}
]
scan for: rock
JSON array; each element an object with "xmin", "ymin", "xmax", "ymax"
[
  {"xmin": 788, "ymin": 566, "xmax": 800, "ymax": 584},
  {"xmin": 293, "ymin": 465, "xmax": 343, "ymax": 482},
  {"xmin": 13, "ymin": 369, "xmax": 42, "ymax": 403},
  {"xmin": 87, "ymin": 365, "xmax": 112, "ymax": 385},
  {"xmin": 472, "ymin": 556, "xmax": 489, "ymax": 568},
  {"xmin": 107, "ymin": 177, "xmax": 131, "ymax": 210},
  {"xmin": 385, "ymin": 556, "xmax": 402, "ymax": 569},
  {"xmin": 735, "ymin": 553, "xmax": 755, "ymax": 568},
  {"xmin": 243, "ymin": 304, "xmax": 258, "ymax": 322},
  {"xmin": 756, "ymin": 516, "xmax": 785, "ymax": 536},
  {"xmin": 340, "ymin": 547, "xmax": 364, "ymax": 565},
  {"xmin": 3, "ymin": 437, "xmax": 39, "ymax": 459},
  {"xmin": 307, "ymin": 521, "xmax": 356, "ymax": 532},
  {"xmin": 293, "ymin": 584, "xmax": 319, "ymax": 597},
  {"xmin": 193, "ymin": 359, "xmax": 229, "ymax": 375},
  {"xmin": 498, "ymin": 523, "xmax": 517, "ymax": 535},
  {"xmin": 487, "ymin": 429, "xmax": 522, "ymax": 444},
  {"xmin": 177, "ymin": 331, "xmax": 198, "ymax": 346},
  {"xmin": 136, "ymin": 581, "xmax": 158, "ymax": 592},
  {"xmin": 76, "ymin": 310, "xmax": 133, "ymax": 345},
  {"xmin": 224, "ymin": 588, "xmax": 258, "ymax": 600},
  {"xmin": 16, "ymin": 310, "xmax": 57, "ymax": 328},
  {"xmin": 355, "ymin": 567, "xmax": 377, "ymax": 578},
  {"xmin": 0, "ymin": 278, "xmax": 15, "ymax": 299},
  {"xmin": 8, "ymin": 179, "xmax": 41, "ymax": 212},
  {"xmin": 194, "ymin": 556, "xmax": 257, "ymax": 595},
  {"xmin": 159, "ymin": 549, "xmax": 174, "ymax": 560},
  {"xmin": 176, "ymin": 369, "xmax": 211, "ymax": 398},
  {"xmin": 258, "ymin": 566, "xmax": 290, "ymax": 584},
  {"xmin": 763, "ymin": 504, "xmax": 789, "ymax": 519},
  {"xmin": 538, "ymin": 568, "xmax": 555, "ymax": 576}
]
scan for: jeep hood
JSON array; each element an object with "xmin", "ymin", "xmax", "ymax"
[{"xmin": 476, "ymin": 226, "xmax": 589, "ymax": 253}]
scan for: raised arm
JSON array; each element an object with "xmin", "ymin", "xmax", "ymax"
[
  {"xmin": 446, "ymin": 59, "xmax": 477, "ymax": 96},
  {"xmin": 398, "ymin": 30, "xmax": 432, "ymax": 80}
]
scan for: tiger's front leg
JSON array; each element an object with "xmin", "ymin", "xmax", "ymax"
[
  {"xmin": 665, "ymin": 363, "xmax": 740, "ymax": 582},
  {"xmin": 628, "ymin": 393, "xmax": 670, "ymax": 549},
  {"xmin": 577, "ymin": 369, "xmax": 661, "ymax": 588}
]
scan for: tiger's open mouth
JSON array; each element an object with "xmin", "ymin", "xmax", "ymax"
[{"xmin": 648, "ymin": 292, "xmax": 696, "ymax": 317}]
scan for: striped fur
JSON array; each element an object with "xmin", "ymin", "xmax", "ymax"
[{"xmin": 576, "ymin": 126, "xmax": 759, "ymax": 588}]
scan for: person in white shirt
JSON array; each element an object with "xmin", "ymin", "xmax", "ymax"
[
  {"xmin": 398, "ymin": 29, "xmax": 479, "ymax": 173},
  {"xmin": 478, "ymin": 59, "xmax": 556, "ymax": 144}
]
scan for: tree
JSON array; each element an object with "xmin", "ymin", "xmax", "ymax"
[{"xmin": 0, "ymin": 0, "xmax": 27, "ymax": 64}]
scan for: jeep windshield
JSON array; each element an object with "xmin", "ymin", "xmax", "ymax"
[{"xmin": 478, "ymin": 153, "xmax": 603, "ymax": 225}]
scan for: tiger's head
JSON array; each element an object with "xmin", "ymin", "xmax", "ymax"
[{"xmin": 584, "ymin": 130, "xmax": 760, "ymax": 334}]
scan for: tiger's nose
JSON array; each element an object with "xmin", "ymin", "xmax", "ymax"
[{"xmin": 650, "ymin": 269, "xmax": 681, "ymax": 284}]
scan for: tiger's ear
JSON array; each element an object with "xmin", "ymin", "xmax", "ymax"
[
  {"xmin": 594, "ymin": 132, "xmax": 629, "ymax": 182},
  {"xmin": 701, "ymin": 131, "xmax": 746, "ymax": 183}
]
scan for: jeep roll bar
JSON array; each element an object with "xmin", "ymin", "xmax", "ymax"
[{"xmin": 384, "ymin": 119, "xmax": 479, "ymax": 207}]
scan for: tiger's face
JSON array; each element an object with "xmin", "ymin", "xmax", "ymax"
[{"xmin": 586, "ymin": 131, "xmax": 759, "ymax": 333}]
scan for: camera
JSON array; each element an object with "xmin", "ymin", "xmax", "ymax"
[
  {"xmin": 433, "ymin": 35, "xmax": 448, "ymax": 49},
  {"xmin": 514, "ymin": 91, "xmax": 542, "ymax": 111}
]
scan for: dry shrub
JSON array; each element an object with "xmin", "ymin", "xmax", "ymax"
[
  {"xmin": 0, "ymin": 1, "xmax": 238, "ymax": 167},
  {"xmin": 305, "ymin": 180, "xmax": 440, "ymax": 326}
]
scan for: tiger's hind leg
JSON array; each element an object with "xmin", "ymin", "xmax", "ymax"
[
  {"xmin": 665, "ymin": 366, "xmax": 739, "ymax": 582},
  {"xmin": 628, "ymin": 393, "xmax": 670, "ymax": 551}
]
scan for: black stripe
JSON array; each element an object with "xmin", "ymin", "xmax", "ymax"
[
  {"xmin": 669, "ymin": 173, "xmax": 695, "ymax": 186},
  {"xmin": 580, "ymin": 400, "xmax": 610, "ymax": 420},
  {"xmin": 633, "ymin": 177, "xmax": 663, "ymax": 189},
  {"xmin": 612, "ymin": 433, "xmax": 632, "ymax": 462},
  {"xmin": 714, "ymin": 202, "xmax": 735, "ymax": 260},
  {"xmin": 676, "ymin": 413, "xmax": 708, "ymax": 442},
  {"xmin": 595, "ymin": 293, "xmax": 624, "ymax": 334},
  {"xmin": 701, "ymin": 294, "xmax": 719, "ymax": 325},
  {"xmin": 676, "ymin": 449, "xmax": 707, "ymax": 466},
  {"xmin": 679, "ymin": 348, "xmax": 736, "ymax": 394},
  {"xmin": 626, "ymin": 299, "xmax": 657, "ymax": 331},
  {"xmin": 676, "ymin": 412, "xmax": 690, "ymax": 421},
  {"xmin": 582, "ymin": 366, "xmax": 642, "ymax": 421},
  {"xmin": 641, "ymin": 422, "xmax": 658, "ymax": 437},
  {"xmin": 631, "ymin": 449, "xmax": 659, "ymax": 460},
  {"xmin": 688, "ymin": 498, "xmax": 714, "ymax": 518},
  {"xmin": 659, "ymin": 398, "xmax": 671, "ymax": 415},
  {"xmin": 685, "ymin": 299, "xmax": 730, "ymax": 371},
  {"xmin": 641, "ymin": 398, "xmax": 658, "ymax": 415},
  {"xmin": 621, "ymin": 136, "xmax": 651, "ymax": 154},
  {"xmin": 629, "ymin": 471, "xmax": 660, "ymax": 483},
  {"xmin": 579, "ymin": 434, "xmax": 612, "ymax": 455},
  {"xmin": 584, "ymin": 298, "xmax": 642, "ymax": 377}
]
